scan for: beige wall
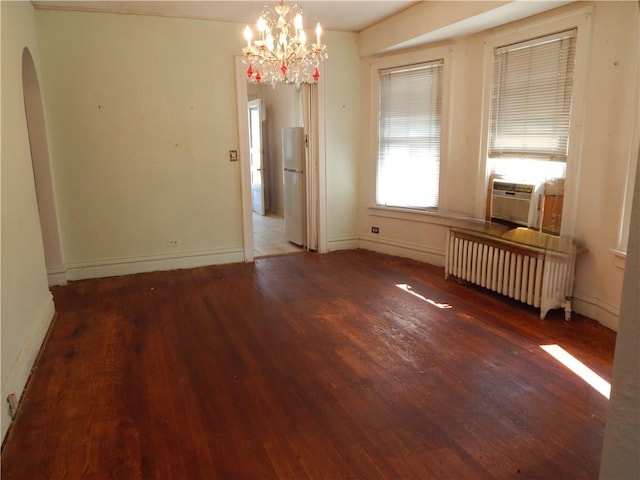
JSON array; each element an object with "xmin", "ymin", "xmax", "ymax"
[
  {"xmin": 35, "ymin": 10, "xmax": 246, "ymax": 279},
  {"xmin": 324, "ymin": 31, "xmax": 360, "ymax": 251},
  {"xmin": 357, "ymin": 2, "xmax": 639, "ymax": 331},
  {"xmin": 1, "ymin": 1, "xmax": 56, "ymax": 441},
  {"xmin": 571, "ymin": 2, "xmax": 638, "ymax": 328}
]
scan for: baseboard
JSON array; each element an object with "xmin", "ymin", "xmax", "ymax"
[
  {"xmin": 47, "ymin": 266, "xmax": 67, "ymax": 286},
  {"xmin": 328, "ymin": 235, "xmax": 359, "ymax": 252},
  {"xmin": 358, "ymin": 235, "xmax": 445, "ymax": 266},
  {"xmin": 572, "ymin": 294, "xmax": 620, "ymax": 331},
  {"xmin": 66, "ymin": 247, "xmax": 245, "ymax": 281},
  {"xmin": 1, "ymin": 292, "xmax": 55, "ymax": 442}
]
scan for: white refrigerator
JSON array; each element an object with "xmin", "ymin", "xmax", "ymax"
[{"xmin": 282, "ymin": 127, "xmax": 306, "ymax": 246}]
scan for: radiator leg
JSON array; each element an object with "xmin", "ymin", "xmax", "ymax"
[{"xmin": 562, "ymin": 298, "xmax": 573, "ymax": 322}]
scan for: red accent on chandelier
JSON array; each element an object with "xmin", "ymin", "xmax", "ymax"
[
  {"xmin": 280, "ymin": 62, "xmax": 287, "ymax": 76},
  {"xmin": 255, "ymin": 72, "xmax": 261, "ymax": 83},
  {"xmin": 313, "ymin": 67, "xmax": 320, "ymax": 82},
  {"xmin": 246, "ymin": 64, "xmax": 253, "ymax": 78}
]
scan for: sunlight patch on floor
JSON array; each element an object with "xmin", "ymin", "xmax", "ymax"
[
  {"xmin": 541, "ymin": 344, "xmax": 611, "ymax": 399},
  {"xmin": 395, "ymin": 284, "xmax": 452, "ymax": 309}
]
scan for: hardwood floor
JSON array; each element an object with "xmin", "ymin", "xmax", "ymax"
[{"xmin": 1, "ymin": 250, "xmax": 616, "ymax": 479}]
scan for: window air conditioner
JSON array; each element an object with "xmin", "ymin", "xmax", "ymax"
[{"xmin": 491, "ymin": 180, "xmax": 543, "ymax": 228}]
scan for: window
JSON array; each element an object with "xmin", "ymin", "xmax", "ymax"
[
  {"xmin": 489, "ymin": 30, "xmax": 577, "ymax": 163},
  {"xmin": 487, "ymin": 30, "xmax": 577, "ymax": 187},
  {"xmin": 377, "ymin": 60, "xmax": 443, "ymax": 209}
]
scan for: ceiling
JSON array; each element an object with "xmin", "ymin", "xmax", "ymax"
[{"xmin": 31, "ymin": 1, "xmax": 420, "ymax": 33}]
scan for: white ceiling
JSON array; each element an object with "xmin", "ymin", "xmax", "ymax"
[{"xmin": 31, "ymin": 1, "xmax": 419, "ymax": 33}]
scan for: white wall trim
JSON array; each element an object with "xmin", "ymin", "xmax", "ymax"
[
  {"xmin": 234, "ymin": 56, "xmax": 254, "ymax": 263},
  {"xmin": 1, "ymin": 292, "xmax": 55, "ymax": 441},
  {"xmin": 47, "ymin": 266, "xmax": 67, "ymax": 286},
  {"xmin": 328, "ymin": 234, "xmax": 359, "ymax": 252},
  {"xmin": 358, "ymin": 235, "xmax": 446, "ymax": 266},
  {"xmin": 65, "ymin": 247, "xmax": 244, "ymax": 281},
  {"xmin": 611, "ymin": 249, "xmax": 627, "ymax": 271},
  {"xmin": 317, "ymin": 62, "xmax": 329, "ymax": 254},
  {"xmin": 572, "ymin": 294, "xmax": 620, "ymax": 331},
  {"xmin": 368, "ymin": 204, "xmax": 488, "ymax": 229}
]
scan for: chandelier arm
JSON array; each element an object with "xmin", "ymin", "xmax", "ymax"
[{"xmin": 245, "ymin": 48, "xmax": 281, "ymax": 64}]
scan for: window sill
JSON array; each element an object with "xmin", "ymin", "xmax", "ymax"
[
  {"xmin": 611, "ymin": 249, "xmax": 627, "ymax": 270},
  {"xmin": 367, "ymin": 204, "xmax": 486, "ymax": 229}
]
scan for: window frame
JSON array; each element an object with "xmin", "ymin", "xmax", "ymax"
[
  {"xmin": 477, "ymin": 8, "xmax": 593, "ymax": 237},
  {"xmin": 370, "ymin": 46, "xmax": 451, "ymax": 213}
]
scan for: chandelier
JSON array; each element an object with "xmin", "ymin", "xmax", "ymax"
[{"xmin": 242, "ymin": 1, "xmax": 328, "ymax": 86}]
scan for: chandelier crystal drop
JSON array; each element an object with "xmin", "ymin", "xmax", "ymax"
[{"xmin": 242, "ymin": 1, "xmax": 328, "ymax": 87}]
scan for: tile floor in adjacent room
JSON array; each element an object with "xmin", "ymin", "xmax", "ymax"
[{"xmin": 253, "ymin": 212, "xmax": 305, "ymax": 257}]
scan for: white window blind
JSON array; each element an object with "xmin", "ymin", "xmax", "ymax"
[
  {"xmin": 489, "ymin": 30, "xmax": 577, "ymax": 161},
  {"xmin": 377, "ymin": 60, "xmax": 443, "ymax": 209}
]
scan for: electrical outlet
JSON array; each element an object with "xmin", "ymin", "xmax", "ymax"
[
  {"xmin": 167, "ymin": 240, "xmax": 180, "ymax": 247},
  {"xmin": 371, "ymin": 226, "xmax": 379, "ymax": 234},
  {"xmin": 7, "ymin": 393, "xmax": 18, "ymax": 419},
  {"xmin": 229, "ymin": 150, "xmax": 238, "ymax": 162}
]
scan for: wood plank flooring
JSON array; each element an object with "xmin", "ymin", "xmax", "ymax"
[{"xmin": 1, "ymin": 250, "xmax": 616, "ymax": 479}]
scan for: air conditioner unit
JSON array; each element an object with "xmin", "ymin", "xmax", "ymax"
[{"xmin": 491, "ymin": 180, "xmax": 543, "ymax": 228}]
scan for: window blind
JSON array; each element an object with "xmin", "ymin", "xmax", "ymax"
[
  {"xmin": 377, "ymin": 60, "xmax": 443, "ymax": 209},
  {"xmin": 489, "ymin": 30, "xmax": 577, "ymax": 161}
]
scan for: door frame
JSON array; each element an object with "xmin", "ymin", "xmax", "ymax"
[{"xmin": 234, "ymin": 56, "xmax": 328, "ymax": 262}]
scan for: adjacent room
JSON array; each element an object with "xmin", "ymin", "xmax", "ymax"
[{"xmin": 2, "ymin": 0, "xmax": 638, "ymax": 478}]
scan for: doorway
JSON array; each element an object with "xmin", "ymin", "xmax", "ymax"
[
  {"xmin": 235, "ymin": 56, "xmax": 327, "ymax": 261},
  {"xmin": 248, "ymin": 85, "xmax": 306, "ymax": 257},
  {"xmin": 248, "ymin": 98, "xmax": 266, "ymax": 216}
]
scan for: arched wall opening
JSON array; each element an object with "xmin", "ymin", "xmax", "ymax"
[{"xmin": 22, "ymin": 47, "xmax": 66, "ymax": 286}]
